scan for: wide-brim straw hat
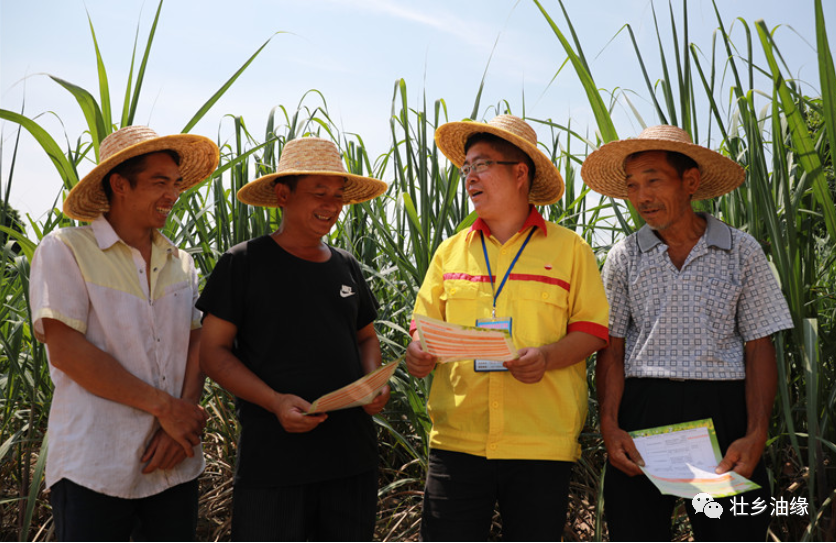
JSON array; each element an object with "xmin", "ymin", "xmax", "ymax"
[
  {"xmin": 64, "ymin": 125, "xmax": 220, "ymax": 221},
  {"xmin": 237, "ymin": 137, "xmax": 387, "ymax": 206},
  {"xmin": 434, "ymin": 114, "xmax": 564, "ymax": 205},
  {"xmin": 581, "ymin": 125, "xmax": 745, "ymax": 200}
]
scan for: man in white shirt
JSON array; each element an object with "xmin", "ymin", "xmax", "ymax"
[{"xmin": 29, "ymin": 126, "xmax": 219, "ymax": 541}]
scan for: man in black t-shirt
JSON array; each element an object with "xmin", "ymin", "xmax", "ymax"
[{"xmin": 198, "ymin": 137, "xmax": 389, "ymax": 541}]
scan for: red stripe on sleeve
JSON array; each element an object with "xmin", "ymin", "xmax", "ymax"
[{"xmin": 568, "ymin": 321, "xmax": 609, "ymax": 343}]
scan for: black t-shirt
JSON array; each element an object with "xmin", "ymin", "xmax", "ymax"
[{"xmin": 196, "ymin": 235, "xmax": 379, "ymax": 487}]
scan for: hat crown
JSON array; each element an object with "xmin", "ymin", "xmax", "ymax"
[
  {"xmin": 488, "ymin": 115, "xmax": 538, "ymax": 148},
  {"xmin": 99, "ymin": 126, "xmax": 161, "ymax": 162},
  {"xmin": 637, "ymin": 125, "xmax": 694, "ymax": 145},
  {"xmin": 276, "ymin": 138, "xmax": 348, "ymax": 176}
]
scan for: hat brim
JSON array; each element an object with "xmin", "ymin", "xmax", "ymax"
[
  {"xmin": 434, "ymin": 120, "xmax": 564, "ymax": 205},
  {"xmin": 64, "ymin": 134, "xmax": 220, "ymax": 221},
  {"xmin": 580, "ymin": 138, "xmax": 744, "ymax": 200},
  {"xmin": 237, "ymin": 170, "xmax": 388, "ymax": 207}
]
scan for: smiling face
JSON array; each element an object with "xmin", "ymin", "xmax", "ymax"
[
  {"xmin": 275, "ymin": 174, "xmax": 346, "ymax": 240},
  {"xmin": 624, "ymin": 151, "xmax": 700, "ymax": 232},
  {"xmin": 462, "ymin": 141, "xmax": 529, "ymax": 222},
  {"xmin": 112, "ymin": 151, "xmax": 183, "ymax": 230}
]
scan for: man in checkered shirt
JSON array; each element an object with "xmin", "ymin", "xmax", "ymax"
[{"xmin": 581, "ymin": 125, "xmax": 793, "ymax": 541}]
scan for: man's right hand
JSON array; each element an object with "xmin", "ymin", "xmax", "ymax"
[
  {"xmin": 141, "ymin": 428, "xmax": 188, "ymax": 474},
  {"xmin": 601, "ymin": 425, "xmax": 645, "ymax": 476},
  {"xmin": 156, "ymin": 396, "xmax": 208, "ymax": 457},
  {"xmin": 406, "ymin": 340, "xmax": 437, "ymax": 378},
  {"xmin": 270, "ymin": 393, "xmax": 327, "ymax": 433}
]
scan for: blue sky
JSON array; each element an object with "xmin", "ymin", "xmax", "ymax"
[{"xmin": 0, "ymin": 0, "xmax": 826, "ymax": 223}]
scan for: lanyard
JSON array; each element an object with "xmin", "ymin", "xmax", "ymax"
[{"xmin": 480, "ymin": 227, "xmax": 536, "ymax": 318}]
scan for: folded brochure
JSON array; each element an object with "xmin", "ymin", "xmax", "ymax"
[
  {"xmin": 306, "ymin": 358, "xmax": 400, "ymax": 414},
  {"xmin": 629, "ymin": 418, "xmax": 760, "ymax": 498},
  {"xmin": 414, "ymin": 314, "xmax": 517, "ymax": 363}
]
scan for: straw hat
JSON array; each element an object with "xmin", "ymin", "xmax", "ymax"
[
  {"xmin": 64, "ymin": 126, "xmax": 220, "ymax": 221},
  {"xmin": 580, "ymin": 125, "xmax": 745, "ymax": 200},
  {"xmin": 434, "ymin": 114, "xmax": 564, "ymax": 205},
  {"xmin": 236, "ymin": 137, "xmax": 387, "ymax": 206}
]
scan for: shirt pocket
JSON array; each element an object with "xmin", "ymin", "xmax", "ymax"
[
  {"xmin": 159, "ymin": 280, "xmax": 194, "ymax": 331},
  {"xmin": 163, "ymin": 279, "xmax": 191, "ymax": 297},
  {"xmin": 511, "ymin": 281, "xmax": 570, "ymax": 347},
  {"xmin": 630, "ymin": 262, "xmax": 665, "ymax": 326},
  {"xmin": 704, "ymin": 277, "xmax": 742, "ymax": 335},
  {"xmin": 441, "ymin": 280, "xmax": 492, "ymax": 325}
]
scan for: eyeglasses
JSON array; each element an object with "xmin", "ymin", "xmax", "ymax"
[{"xmin": 459, "ymin": 160, "xmax": 519, "ymax": 180}]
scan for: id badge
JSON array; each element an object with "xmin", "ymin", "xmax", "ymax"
[{"xmin": 474, "ymin": 317, "xmax": 512, "ymax": 372}]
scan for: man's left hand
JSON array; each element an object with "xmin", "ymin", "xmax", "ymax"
[
  {"xmin": 363, "ymin": 385, "xmax": 390, "ymax": 416},
  {"xmin": 141, "ymin": 428, "xmax": 191, "ymax": 474},
  {"xmin": 715, "ymin": 432, "xmax": 766, "ymax": 479},
  {"xmin": 504, "ymin": 347, "xmax": 548, "ymax": 383}
]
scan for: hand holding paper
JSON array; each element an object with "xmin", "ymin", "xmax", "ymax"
[
  {"xmin": 362, "ymin": 384, "xmax": 390, "ymax": 416},
  {"xmin": 406, "ymin": 339, "xmax": 438, "ymax": 378},
  {"xmin": 274, "ymin": 393, "xmax": 327, "ymax": 431},
  {"xmin": 715, "ymin": 433, "xmax": 765, "ymax": 479},
  {"xmin": 503, "ymin": 346, "xmax": 548, "ymax": 383},
  {"xmin": 601, "ymin": 424, "xmax": 645, "ymax": 477}
]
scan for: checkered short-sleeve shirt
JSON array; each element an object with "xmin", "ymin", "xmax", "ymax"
[{"xmin": 602, "ymin": 213, "xmax": 793, "ymax": 380}]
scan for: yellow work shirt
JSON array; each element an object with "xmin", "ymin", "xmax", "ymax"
[{"xmin": 412, "ymin": 207, "xmax": 609, "ymax": 461}]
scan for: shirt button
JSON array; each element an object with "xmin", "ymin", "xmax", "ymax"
[
  {"xmin": 541, "ymin": 292, "xmax": 549, "ymax": 299},
  {"xmin": 501, "ymin": 249, "xmax": 508, "ymax": 255},
  {"xmin": 450, "ymin": 288, "xmax": 458, "ymax": 294},
  {"xmin": 489, "ymin": 444, "xmax": 497, "ymax": 450},
  {"xmin": 491, "ymin": 401, "xmax": 499, "ymax": 408}
]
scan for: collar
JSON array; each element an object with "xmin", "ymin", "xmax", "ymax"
[
  {"xmin": 468, "ymin": 205, "xmax": 548, "ymax": 240},
  {"xmin": 637, "ymin": 212, "xmax": 732, "ymax": 253},
  {"xmin": 91, "ymin": 216, "xmax": 179, "ymax": 256}
]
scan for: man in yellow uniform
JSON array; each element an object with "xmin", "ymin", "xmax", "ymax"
[{"xmin": 406, "ymin": 115, "xmax": 609, "ymax": 541}]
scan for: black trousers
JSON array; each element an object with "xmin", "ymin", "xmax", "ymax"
[
  {"xmin": 603, "ymin": 378, "xmax": 772, "ymax": 541},
  {"xmin": 421, "ymin": 449, "xmax": 573, "ymax": 541},
  {"xmin": 231, "ymin": 468, "xmax": 378, "ymax": 541},
  {"xmin": 50, "ymin": 477, "xmax": 199, "ymax": 542}
]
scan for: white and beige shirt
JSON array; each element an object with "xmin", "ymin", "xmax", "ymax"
[{"xmin": 30, "ymin": 216, "xmax": 204, "ymax": 499}]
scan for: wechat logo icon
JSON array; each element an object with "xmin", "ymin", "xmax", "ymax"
[{"xmin": 692, "ymin": 492, "xmax": 723, "ymax": 519}]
